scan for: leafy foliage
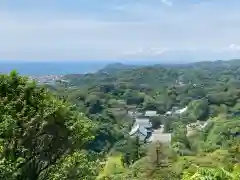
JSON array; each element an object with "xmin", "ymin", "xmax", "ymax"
[{"xmin": 0, "ymin": 71, "xmax": 96, "ymax": 180}]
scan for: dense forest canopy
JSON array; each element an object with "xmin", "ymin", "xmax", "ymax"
[
  {"xmin": 1, "ymin": 59, "xmax": 240, "ymax": 179},
  {"xmin": 0, "ymin": 71, "xmax": 97, "ymax": 180}
]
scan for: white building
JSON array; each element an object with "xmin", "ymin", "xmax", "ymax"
[
  {"xmin": 175, "ymin": 106, "xmax": 188, "ymax": 114},
  {"xmin": 145, "ymin": 110, "xmax": 158, "ymax": 117}
]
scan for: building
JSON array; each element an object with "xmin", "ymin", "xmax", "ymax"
[
  {"xmin": 135, "ymin": 117, "xmax": 151, "ymax": 127},
  {"xmin": 175, "ymin": 107, "xmax": 188, "ymax": 114},
  {"xmin": 129, "ymin": 110, "xmax": 174, "ymax": 144},
  {"xmin": 129, "ymin": 117, "xmax": 152, "ymax": 142},
  {"xmin": 128, "ymin": 110, "xmax": 144, "ymax": 118},
  {"xmin": 186, "ymin": 121, "xmax": 209, "ymax": 136},
  {"xmin": 165, "ymin": 111, "xmax": 172, "ymax": 116},
  {"xmin": 165, "ymin": 106, "xmax": 188, "ymax": 116},
  {"xmin": 129, "ymin": 124, "xmax": 152, "ymax": 141},
  {"xmin": 145, "ymin": 110, "xmax": 158, "ymax": 117}
]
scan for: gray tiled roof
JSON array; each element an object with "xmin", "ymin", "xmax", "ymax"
[
  {"xmin": 129, "ymin": 116, "xmax": 153, "ymax": 141},
  {"xmin": 138, "ymin": 126, "xmax": 148, "ymax": 136},
  {"xmin": 129, "ymin": 123, "xmax": 150, "ymax": 136},
  {"xmin": 135, "ymin": 118, "xmax": 150, "ymax": 123},
  {"xmin": 135, "ymin": 118, "xmax": 151, "ymax": 128}
]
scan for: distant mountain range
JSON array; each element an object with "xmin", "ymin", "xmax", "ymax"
[
  {"xmin": 62, "ymin": 59, "xmax": 240, "ymax": 89},
  {"xmin": 98, "ymin": 59, "xmax": 240, "ymax": 73}
]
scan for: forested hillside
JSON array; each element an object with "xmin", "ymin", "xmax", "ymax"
[
  {"xmin": 1, "ymin": 60, "xmax": 240, "ymax": 179},
  {"xmin": 63, "ymin": 59, "xmax": 240, "ymax": 88}
]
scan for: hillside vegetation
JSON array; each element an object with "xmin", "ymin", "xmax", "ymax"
[{"xmin": 1, "ymin": 60, "xmax": 240, "ymax": 179}]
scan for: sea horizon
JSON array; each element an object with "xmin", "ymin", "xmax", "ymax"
[
  {"xmin": 0, "ymin": 61, "xmax": 111, "ymax": 76},
  {"xmin": 0, "ymin": 60, "xmax": 176, "ymax": 76},
  {"xmin": 0, "ymin": 59, "xmax": 238, "ymax": 76}
]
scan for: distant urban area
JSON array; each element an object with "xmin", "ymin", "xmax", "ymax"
[{"xmin": 29, "ymin": 75, "xmax": 64, "ymax": 84}]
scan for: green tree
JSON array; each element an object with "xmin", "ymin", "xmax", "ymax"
[
  {"xmin": 0, "ymin": 71, "xmax": 95, "ymax": 180},
  {"xmin": 149, "ymin": 116, "xmax": 162, "ymax": 129},
  {"xmin": 188, "ymin": 98, "xmax": 209, "ymax": 121},
  {"xmin": 48, "ymin": 151, "xmax": 99, "ymax": 180},
  {"xmin": 171, "ymin": 123, "xmax": 191, "ymax": 152},
  {"xmin": 182, "ymin": 166, "xmax": 240, "ymax": 180}
]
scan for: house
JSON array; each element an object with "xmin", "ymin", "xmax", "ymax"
[
  {"xmin": 135, "ymin": 117, "xmax": 152, "ymax": 127},
  {"xmin": 129, "ymin": 117, "xmax": 152, "ymax": 141},
  {"xmin": 135, "ymin": 112, "xmax": 144, "ymax": 117},
  {"xmin": 164, "ymin": 106, "xmax": 188, "ymax": 116},
  {"xmin": 145, "ymin": 111, "xmax": 158, "ymax": 117},
  {"xmin": 129, "ymin": 124, "xmax": 152, "ymax": 141},
  {"xmin": 187, "ymin": 121, "xmax": 208, "ymax": 130},
  {"xmin": 175, "ymin": 107, "xmax": 188, "ymax": 114},
  {"xmin": 129, "ymin": 116, "xmax": 173, "ymax": 143},
  {"xmin": 186, "ymin": 121, "xmax": 209, "ymax": 136},
  {"xmin": 128, "ymin": 111, "xmax": 143, "ymax": 118},
  {"xmin": 165, "ymin": 111, "xmax": 172, "ymax": 116}
]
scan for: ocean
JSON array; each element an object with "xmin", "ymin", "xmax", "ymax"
[
  {"xmin": 0, "ymin": 60, "xmax": 189, "ymax": 76},
  {"xmin": 0, "ymin": 61, "xmax": 110, "ymax": 76}
]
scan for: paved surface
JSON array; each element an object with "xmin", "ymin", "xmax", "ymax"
[{"xmin": 149, "ymin": 128, "xmax": 171, "ymax": 143}]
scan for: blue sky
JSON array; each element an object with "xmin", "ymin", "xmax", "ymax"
[{"xmin": 1, "ymin": 0, "xmax": 240, "ymax": 62}]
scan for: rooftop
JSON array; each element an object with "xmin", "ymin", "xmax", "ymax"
[
  {"xmin": 129, "ymin": 124, "xmax": 150, "ymax": 141},
  {"xmin": 145, "ymin": 110, "xmax": 158, "ymax": 117},
  {"xmin": 135, "ymin": 118, "xmax": 152, "ymax": 128},
  {"xmin": 175, "ymin": 107, "xmax": 188, "ymax": 114},
  {"xmin": 165, "ymin": 106, "xmax": 188, "ymax": 115}
]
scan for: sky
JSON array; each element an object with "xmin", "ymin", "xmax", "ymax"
[{"xmin": 1, "ymin": 0, "xmax": 240, "ymax": 62}]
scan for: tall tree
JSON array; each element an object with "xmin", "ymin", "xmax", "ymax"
[{"xmin": 0, "ymin": 71, "xmax": 95, "ymax": 180}]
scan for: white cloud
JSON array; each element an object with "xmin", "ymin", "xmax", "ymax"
[
  {"xmin": 1, "ymin": 1, "xmax": 240, "ymax": 61},
  {"xmin": 227, "ymin": 44, "xmax": 240, "ymax": 51},
  {"xmin": 160, "ymin": 0, "xmax": 173, "ymax": 6},
  {"xmin": 123, "ymin": 48, "xmax": 168, "ymax": 56}
]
